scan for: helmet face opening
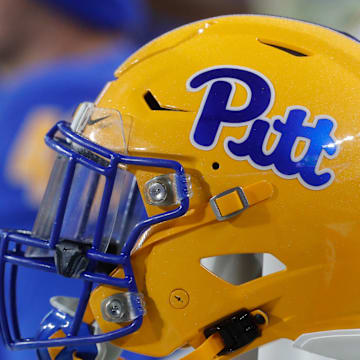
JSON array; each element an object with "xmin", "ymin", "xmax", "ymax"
[
  {"xmin": 0, "ymin": 103, "xmax": 190, "ymax": 350},
  {"xmin": 29, "ymin": 102, "xmax": 148, "ymax": 260},
  {"xmin": 30, "ymin": 154, "xmax": 147, "ymax": 258}
]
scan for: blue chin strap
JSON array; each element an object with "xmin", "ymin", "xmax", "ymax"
[{"xmin": 0, "ymin": 121, "xmax": 190, "ymax": 351}]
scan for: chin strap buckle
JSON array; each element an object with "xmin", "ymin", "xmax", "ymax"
[
  {"xmin": 210, "ymin": 180, "xmax": 273, "ymax": 221},
  {"xmin": 204, "ymin": 309, "xmax": 267, "ymax": 356},
  {"xmin": 181, "ymin": 309, "xmax": 268, "ymax": 360}
]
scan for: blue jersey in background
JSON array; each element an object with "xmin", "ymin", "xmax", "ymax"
[{"xmin": 0, "ymin": 43, "xmax": 136, "ymax": 360}]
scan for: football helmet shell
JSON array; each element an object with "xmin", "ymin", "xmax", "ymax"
[
  {"xmin": 1, "ymin": 14, "xmax": 360, "ymax": 360},
  {"xmin": 88, "ymin": 15, "xmax": 360, "ymax": 357}
]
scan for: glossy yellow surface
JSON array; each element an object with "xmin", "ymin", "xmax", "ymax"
[{"xmin": 88, "ymin": 15, "xmax": 360, "ymax": 358}]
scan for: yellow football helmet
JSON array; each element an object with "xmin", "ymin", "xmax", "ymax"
[{"xmin": 1, "ymin": 15, "xmax": 360, "ymax": 360}]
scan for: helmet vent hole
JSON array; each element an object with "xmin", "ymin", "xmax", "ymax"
[
  {"xmin": 201, "ymin": 254, "xmax": 286, "ymax": 286},
  {"xmin": 258, "ymin": 39, "xmax": 309, "ymax": 57},
  {"xmin": 143, "ymin": 91, "xmax": 188, "ymax": 112},
  {"xmin": 144, "ymin": 91, "xmax": 167, "ymax": 110},
  {"xmin": 212, "ymin": 162, "xmax": 220, "ymax": 170}
]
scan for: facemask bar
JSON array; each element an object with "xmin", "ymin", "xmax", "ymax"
[{"xmin": 0, "ymin": 120, "xmax": 190, "ymax": 350}]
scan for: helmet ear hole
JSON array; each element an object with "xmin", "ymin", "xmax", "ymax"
[
  {"xmin": 200, "ymin": 254, "xmax": 286, "ymax": 286},
  {"xmin": 212, "ymin": 162, "xmax": 220, "ymax": 170}
]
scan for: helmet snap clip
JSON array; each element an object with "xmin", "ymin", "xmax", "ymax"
[
  {"xmin": 204, "ymin": 309, "xmax": 266, "ymax": 355},
  {"xmin": 101, "ymin": 292, "xmax": 146, "ymax": 323},
  {"xmin": 144, "ymin": 174, "xmax": 192, "ymax": 206}
]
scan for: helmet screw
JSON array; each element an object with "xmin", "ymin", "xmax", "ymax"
[
  {"xmin": 148, "ymin": 181, "xmax": 167, "ymax": 204},
  {"xmin": 169, "ymin": 289, "xmax": 189, "ymax": 309},
  {"xmin": 103, "ymin": 298, "xmax": 124, "ymax": 321},
  {"xmin": 101, "ymin": 293, "xmax": 146, "ymax": 323}
]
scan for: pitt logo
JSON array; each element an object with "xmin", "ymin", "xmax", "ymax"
[{"xmin": 187, "ymin": 66, "xmax": 339, "ymax": 190}]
